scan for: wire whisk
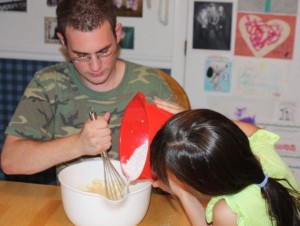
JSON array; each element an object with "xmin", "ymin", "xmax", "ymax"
[{"xmin": 89, "ymin": 108, "xmax": 128, "ymax": 201}]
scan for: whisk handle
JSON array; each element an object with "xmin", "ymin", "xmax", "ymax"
[
  {"xmin": 88, "ymin": 108, "xmax": 109, "ymax": 159},
  {"xmin": 89, "ymin": 107, "xmax": 97, "ymax": 121}
]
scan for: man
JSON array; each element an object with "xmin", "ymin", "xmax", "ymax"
[{"xmin": 1, "ymin": 0, "xmax": 177, "ymax": 176}]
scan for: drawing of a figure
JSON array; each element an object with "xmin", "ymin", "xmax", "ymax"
[{"xmin": 280, "ymin": 107, "xmax": 294, "ymax": 121}]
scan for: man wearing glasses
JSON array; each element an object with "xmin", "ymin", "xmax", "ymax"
[{"xmin": 1, "ymin": 0, "xmax": 180, "ymax": 177}]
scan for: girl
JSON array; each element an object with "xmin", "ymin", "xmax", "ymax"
[{"xmin": 150, "ymin": 109, "xmax": 300, "ymax": 226}]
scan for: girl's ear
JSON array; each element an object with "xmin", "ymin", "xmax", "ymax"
[
  {"xmin": 56, "ymin": 32, "xmax": 66, "ymax": 48},
  {"xmin": 115, "ymin": 23, "xmax": 123, "ymax": 44}
]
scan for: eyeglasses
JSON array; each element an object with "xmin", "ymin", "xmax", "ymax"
[{"xmin": 71, "ymin": 49, "xmax": 117, "ymax": 63}]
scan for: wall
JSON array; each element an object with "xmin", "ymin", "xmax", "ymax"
[
  {"xmin": 183, "ymin": 0, "xmax": 300, "ymax": 184},
  {"xmin": 0, "ymin": 0, "xmax": 186, "ymax": 79}
]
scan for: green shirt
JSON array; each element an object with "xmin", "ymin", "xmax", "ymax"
[
  {"xmin": 206, "ymin": 129, "xmax": 299, "ymax": 226},
  {"xmin": 5, "ymin": 60, "xmax": 174, "ymax": 172}
]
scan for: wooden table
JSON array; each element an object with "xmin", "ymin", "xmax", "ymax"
[{"xmin": 0, "ymin": 181, "xmax": 191, "ymax": 225}]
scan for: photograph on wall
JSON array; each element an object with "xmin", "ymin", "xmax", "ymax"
[
  {"xmin": 193, "ymin": 1, "xmax": 233, "ymax": 50},
  {"xmin": 204, "ymin": 56, "xmax": 232, "ymax": 93},
  {"xmin": 45, "ymin": 17, "xmax": 60, "ymax": 44},
  {"xmin": 238, "ymin": 0, "xmax": 298, "ymax": 15},
  {"xmin": 115, "ymin": 0, "xmax": 143, "ymax": 17},
  {"xmin": 235, "ymin": 13, "xmax": 296, "ymax": 59},
  {"xmin": 47, "ymin": 0, "xmax": 58, "ymax": 7},
  {"xmin": 120, "ymin": 26, "xmax": 134, "ymax": 49},
  {"xmin": 0, "ymin": 0, "xmax": 27, "ymax": 11}
]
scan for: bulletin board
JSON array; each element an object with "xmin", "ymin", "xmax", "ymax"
[{"xmin": 184, "ymin": 0, "xmax": 300, "ymax": 184}]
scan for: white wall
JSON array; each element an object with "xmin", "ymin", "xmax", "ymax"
[
  {"xmin": 0, "ymin": 1, "xmax": 60, "ymax": 60},
  {"xmin": 0, "ymin": 0, "xmax": 186, "ymax": 80}
]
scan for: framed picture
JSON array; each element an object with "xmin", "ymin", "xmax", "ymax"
[
  {"xmin": 193, "ymin": 1, "xmax": 233, "ymax": 50},
  {"xmin": 115, "ymin": 0, "xmax": 143, "ymax": 17},
  {"xmin": 120, "ymin": 27, "xmax": 134, "ymax": 49},
  {"xmin": 44, "ymin": 17, "xmax": 60, "ymax": 44},
  {"xmin": 0, "ymin": 0, "xmax": 27, "ymax": 12},
  {"xmin": 47, "ymin": 0, "xmax": 58, "ymax": 7}
]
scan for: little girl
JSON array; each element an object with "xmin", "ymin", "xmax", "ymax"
[{"xmin": 150, "ymin": 108, "xmax": 300, "ymax": 226}]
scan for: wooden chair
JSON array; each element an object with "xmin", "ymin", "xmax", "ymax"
[{"xmin": 155, "ymin": 69, "xmax": 191, "ymax": 109}]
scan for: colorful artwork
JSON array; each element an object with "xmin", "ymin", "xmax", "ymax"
[
  {"xmin": 234, "ymin": 107, "xmax": 256, "ymax": 124},
  {"xmin": 204, "ymin": 57, "xmax": 232, "ymax": 93},
  {"xmin": 235, "ymin": 13, "xmax": 296, "ymax": 59},
  {"xmin": 115, "ymin": 0, "xmax": 143, "ymax": 17},
  {"xmin": 234, "ymin": 59, "xmax": 289, "ymax": 98}
]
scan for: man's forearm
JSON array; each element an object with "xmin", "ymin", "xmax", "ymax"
[{"xmin": 1, "ymin": 134, "xmax": 81, "ymax": 175}]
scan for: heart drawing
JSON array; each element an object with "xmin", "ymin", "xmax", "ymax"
[{"xmin": 239, "ymin": 14, "xmax": 290, "ymax": 58}]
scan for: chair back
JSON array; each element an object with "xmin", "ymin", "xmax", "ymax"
[{"xmin": 155, "ymin": 69, "xmax": 191, "ymax": 109}]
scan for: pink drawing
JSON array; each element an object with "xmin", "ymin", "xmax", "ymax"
[
  {"xmin": 239, "ymin": 15, "xmax": 290, "ymax": 58},
  {"xmin": 236, "ymin": 13, "xmax": 296, "ymax": 59},
  {"xmin": 244, "ymin": 15, "xmax": 283, "ymax": 51}
]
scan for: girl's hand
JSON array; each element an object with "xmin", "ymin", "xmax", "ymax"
[
  {"xmin": 154, "ymin": 174, "xmax": 210, "ymax": 226},
  {"xmin": 152, "ymin": 173, "xmax": 191, "ymax": 198},
  {"xmin": 152, "ymin": 179, "xmax": 172, "ymax": 194},
  {"xmin": 154, "ymin": 96, "xmax": 187, "ymax": 114}
]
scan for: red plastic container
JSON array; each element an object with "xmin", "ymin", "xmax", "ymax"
[{"xmin": 119, "ymin": 92, "xmax": 173, "ymax": 181}]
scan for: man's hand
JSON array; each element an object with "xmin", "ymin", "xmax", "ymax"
[{"xmin": 77, "ymin": 112, "xmax": 112, "ymax": 156}]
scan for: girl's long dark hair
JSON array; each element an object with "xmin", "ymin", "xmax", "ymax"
[{"xmin": 150, "ymin": 109, "xmax": 300, "ymax": 226}]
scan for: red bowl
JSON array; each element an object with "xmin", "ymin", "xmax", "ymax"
[{"xmin": 119, "ymin": 92, "xmax": 173, "ymax": 181}]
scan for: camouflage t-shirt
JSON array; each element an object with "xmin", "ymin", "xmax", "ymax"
[{"xmin": 5, "ymin": 60, "xmax": 174, "ymax": 172}]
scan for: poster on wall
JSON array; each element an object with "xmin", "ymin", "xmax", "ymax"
[
  {"xmin": 204, "ymin": 56, "xmax": 232, "ymax": 93},
  {"xmin": 0, "ymin": 0, "xmax": 27, "ymax": 11},
  {"xmin": 233, "ymin": 57, "xmax": 294, "ymax": 99},
  {"xmin": 115, "ymin": 0, "xmax": 143, "ymax": 17},
  {"xmin": 235, "ymin": 13, "xmax": 297, "ymax": 59},
  {"xmin": 45, "ymin": 17, "xmax": 60, "ymax": 44},
  {"xmin": 193, "ymin": 1, "xmax": 233, "ymax": 50}
]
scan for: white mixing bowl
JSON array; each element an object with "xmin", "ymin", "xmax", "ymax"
[{"xmin": 58, "ymin": 158, "xmax": 152, "ymax": 226}]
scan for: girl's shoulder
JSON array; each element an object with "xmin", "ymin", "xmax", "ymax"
[
  {"xmin": 207, "ymin": 186, "xmax": 273, "ymax": 226},
  {"xmin": 233, "ymin": 120, "xmax": 260, "ymax": 137},
  {"xmin": 212, "ymin": 199, "xmax": 237, "ymax": 226}
]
